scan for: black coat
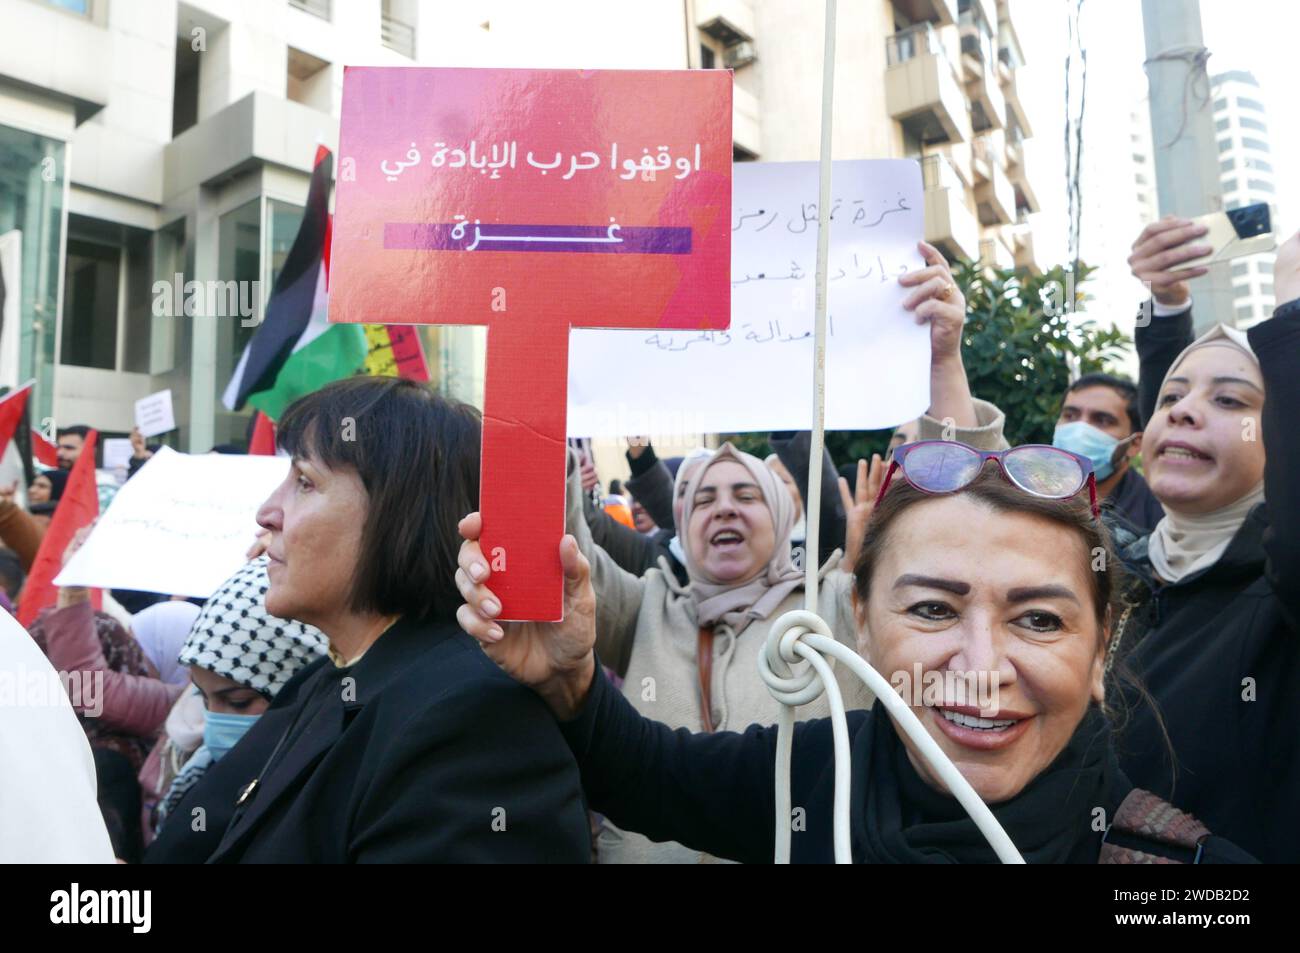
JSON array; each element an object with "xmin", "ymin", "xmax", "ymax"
[
  {"xmin": 563, "ymin": 664, "xmax": 1251, "ymax": 863},
  {"xmin": 1115, "ymin": 298, "xmax": 1300, "ymax": 863},
  {"xmin": 145, "ymin": 617, "xmax": 590, "ymax": 863}
]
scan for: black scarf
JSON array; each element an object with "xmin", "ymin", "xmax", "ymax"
[{"xmin": 851, "ymin": 702, "xmax": 1114, "ymax": 863}]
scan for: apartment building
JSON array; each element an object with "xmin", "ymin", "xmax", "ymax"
[
  {"xmin": 0, "ymin": 0, "xmax": 1047, "ymax": 454},
  {"xmin": 1211, "ymin": 70, "xmax": 1277, "ymax": 329}
]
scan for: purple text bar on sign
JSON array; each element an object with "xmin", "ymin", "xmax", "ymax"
[{"xmin": 384, "ymin": 223, "xmax": 693, "ymax": 255}]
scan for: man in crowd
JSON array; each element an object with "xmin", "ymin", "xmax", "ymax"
[
  {"xmin": 1053, "ymin": 373, "xmax": 1164, "ymax": 533},
  {"xmin": 56, "ymin": 425, "xmax": 91, "ymax": 470}
]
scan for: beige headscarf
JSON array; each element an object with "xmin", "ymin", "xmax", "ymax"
[
  {"xmin": 1147, "ymin": 323, "xmax": 1265, "ymax": 584},
  {"xmin": 680, "ymin": 443, "xmax": 802, "ymax": 633}
]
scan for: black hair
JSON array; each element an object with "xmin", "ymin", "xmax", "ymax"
[
  {"xmin": 275, "ymin": 376, "xmax": 482, "ymax": 623},
  {"xmin": 56, "ymin": 424, "xmax": 90, "ymax": 440},
  {"xmin": 1065, "ymin": 373, "xmax": 1141, "ymax": 435}
]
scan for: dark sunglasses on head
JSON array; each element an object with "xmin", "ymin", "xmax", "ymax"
[{"xmin": 876, "ymin": 441, "xmax": 1099, "ymax": 518}]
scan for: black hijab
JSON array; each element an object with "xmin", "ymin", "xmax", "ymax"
[
  {"xmin": 35, "ymin": 467, "xmax": 69, "ymax": 502},
  {"xmin": 851, "ymin": 702, "xmax": 1115, "ymax": 863}
]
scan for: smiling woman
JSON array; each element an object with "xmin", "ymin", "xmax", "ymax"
[
  {"xmin": 144, "ymin": 376, "xmax": 590, "ymax": 863},
  {"xmin": 457, "ymin": 453, "xmax": 1255, "ymax": 863}
]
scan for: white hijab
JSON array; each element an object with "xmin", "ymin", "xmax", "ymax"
[
  {"xmin": 1147, "ymin": 324, "xmax": 1265, "ymax": 584},
  {"xmin": 679, "ymin": 443, "xmax": 802, "ymax": 634}
]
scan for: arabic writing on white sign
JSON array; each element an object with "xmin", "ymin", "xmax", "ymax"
[{"xmin": 567, "ymin": 160, "xmax": 932, "ymax": 435}]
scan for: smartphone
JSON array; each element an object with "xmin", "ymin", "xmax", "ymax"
[{"xmin": 1181, "ymin": 203, "xmax": 1275, "ymax": 267}]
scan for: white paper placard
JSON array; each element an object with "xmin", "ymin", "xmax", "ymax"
[
  {"xmin": 55, "ymin": 447, "xmax": 289, "ymax": 597},
  {"xmin": 567, "ymin": 159, "xmax": 931, "ymax": 435},
  {"xmin": 102, "ymin": 438, "xmax": 133, "ymax": 471},
  {"xmin": 134, "ymin": 389, "xmax": 176, "ymax": 438}
]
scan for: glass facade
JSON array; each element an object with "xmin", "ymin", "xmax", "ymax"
[
  {"xmin": 0, "ymin": 123, "xmax": 66, "ymax": 424},
  {"xmin": 213, "ymin": 198, "xmax": 261, "ymax": 446}
]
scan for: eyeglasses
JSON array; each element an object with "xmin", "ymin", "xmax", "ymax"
[{"xmin": 876, "ymin": 441, "xmax": 1099, "ymax": 517}]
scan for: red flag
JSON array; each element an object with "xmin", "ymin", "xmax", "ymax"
[
  {"xmin": 249, "ymin": 411, "xmax": 277, "ymax": 456},
  {"xmin": 18, "ymin": 430, "xmax": 102, "ymax": 626},
  {"xmin": 0, "ymin": 382, "xmax": 33, "ymax": 454},
  {"xmin": 31, "ymin": 429, "xmax": 58, "ymax": 468}
]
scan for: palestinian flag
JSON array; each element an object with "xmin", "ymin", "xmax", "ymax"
[
  {"xmin": 18, "ymin": 429, "xmax": 101, "ymax": 626},
  {"xmin": 31, "ymin": 428, "xmax": 59, "ymax": 468},
  {"xmin": 0, "ymin": 381, "xmax": 33, "ymax": 455},
  {"xmin": 222, "ymin": 146, "xmax": 367, "ymax": 421}
]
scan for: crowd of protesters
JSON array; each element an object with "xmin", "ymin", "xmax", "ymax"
[{"xmin": 4, "ymin": 218, "xmax": 1297, "ymax": 864}]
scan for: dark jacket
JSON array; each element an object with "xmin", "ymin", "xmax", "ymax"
[
  {"xmin": 583, "ymin": 445, "xmax": 685, "ymax": 582},
  {"xmin": 562, "ymin": 664, "xmax": 1251, "ymax": 863},
  {"xmin": 1103, "ymin": 466, "xmax": 1164, "ymax": 536},
  {"xmin": 1114, "ymin": 297, "xmax": 1300, "ymax": 863},
  {"xmin": 769, "ymin": 431, "xmax": 846, "ymax": 567},
  {"xmin": 145, "ymin": 617, "xmax": 590, "ymax": 863}
]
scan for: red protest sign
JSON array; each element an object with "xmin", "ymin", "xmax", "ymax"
[{"xmin": 331, "ymin": 67, "xmax": 731, "ymax": 619}]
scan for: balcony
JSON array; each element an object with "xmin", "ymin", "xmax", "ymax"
[
  {"xmin": 1001, "ymin": 70, "xmax": 1032, "ymax": 137},
  {"xmin": 974, "ymin": 157, "xmax": 1015, "ymax": 225},
  {"xmin": 381, "ymin": 11, "xmax": 416, "ymax": 58},
  {"xmin": 921, "ymin": 154, "xmax": 980, "ymax": 262},
  {"xmin": 890, "ymin": 0, "xmax": 958, "ymax": 26},
  {"xmin": 1010, "ymin": 223, "xmax": 1041, "ymax": 275},
  {"xmin": 885, "ymin": 24, "xmax": 970, "ymax": 145},
  {"xmin": 980, "ymin": 235, "xmax": 1015, "ymax": 272},
  {"xmin": 696, "ymin": 0, "xmax": 755, "ymax": 45},
  {"xmin": 733, "ymin": 83, "xmax": 761, "ymax": 158},
  {"xmin": 0, "ymin": 0, "xmax": 107, "ymax": 124},
  {"xmin": 970, "ymin": 129, "xmax": 1004, "ymax": 181},
  {"xmin": 163, "ymin": 92, "xmax": 338, "ymax": 201}
]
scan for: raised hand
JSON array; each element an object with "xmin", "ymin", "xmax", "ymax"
[
  {"xmin": 1128, "ymin": 216, "xmax": 1211, "ymax": 307},
  {"xmin": 839, "ymin": 454, "xmax": 886, "ymax": 573},
  {"xmin": 455, "ymin": 512, "xmax": 597, "ymax": 719}
]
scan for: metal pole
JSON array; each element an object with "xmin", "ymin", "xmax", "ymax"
[{"xmin": 1140, "ymin": 0, "xmax": 1234, "ymax": 332}]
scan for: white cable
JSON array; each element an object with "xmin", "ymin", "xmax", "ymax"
[{"xmin": 760, "ymin": 0, "xmax": 1024, "ymax": 865}]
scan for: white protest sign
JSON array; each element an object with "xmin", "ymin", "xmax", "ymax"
[
  {"xmin": 134, "ymin": 389, "xmax": 176, "ymax": 437},
  {"xmin": 55, "ymin": 447, "xmax": 288, "ymax": 597},
  {"xmin": 102, "ymin": 438, "xmax": 133, "ymax": 472},
  {"xmin": 567, "ymin": 159, "xmax": 931, "ymax": 435}
]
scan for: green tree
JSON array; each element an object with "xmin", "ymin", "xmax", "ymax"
[
  {"xmin": 722, "ymin": 260, "xmax": 1133, "ymax": 464},
  {"xmin": 957, "ymin": 260, "xmax": 1131, "ymax": 445}
]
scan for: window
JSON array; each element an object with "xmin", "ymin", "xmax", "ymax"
[
  {"xmin": 1246, "ymin": 157, "xmax": 1273, "ymax": 173},
  {"xmin": 1135, "ymin": 173, "xmax": 1147, "ymax": 186},
  {"xmin": 381, "ymin": 0, "xmax": 416, "ymax": 58},
  {"xmin": 1221, "ymin": 158, "xmax": 1235, "ymax": 173},
  {"xmin": 267, "ymin": 200, "xmax": 305, "ymax": 290},
  {"xmin": 1218, "ymin": 138, "xmax": 1233, "ymax": 153},
  {"xmin": 1236, "ymin": 304, "xmax": 1255, "ymax": 322},
  {"xmin": 1247, "ymin": 179, "xmax": 1274, "ymax": 194},
  {"xmin": 1222, "ymin": 178, "xmax": 1238, "ymax": 194},
  {"xmin": 288, "ymin": 0, "xmax": 330, "ymax": 20},
  {"xmin": 1231, "ymin": 262, "xmax": 1250, "ymax": 278},
  {"xmin": 1240, "ymin": 116, "xmax": 1267, "ymax": 133},
  {"xmin": 42, "ymin": 0, "xmax": 89, "ymax": 13},
  {"xmin": 1237, "ymin": 96, "xmax": 1264, "ymax": 112},
  {"xmin": 1213, "ymin": 97, "xmax": 1227, "ymax": 111},
  {"xmin": 1260, "ymin": 280, "xmax": 1274, "ymax": 297},
  {"xmin": 173, "ymin": 36, "xmax": 201, "ymax": 137},
  {"xmin": 700, "ymin": 44, "xmax": 716, "ymax": 69},
  {"xmin": 1215, "ymin": 117, "xmax": 1230, "ymax": 132},
  {"xmin": 1243, "ymin": 137, "xmax": 1270, "ymax": 152},
  {"xmin": 60, "ymin": 239, "xmax": 119, "ymax": 370},
  {"xmin": 287, "ymin": 47, "xmax": 332, "ymax": 111},
  {"xmin": 214, "ymin": 199, "xmax": 261, "ymax": 444}
]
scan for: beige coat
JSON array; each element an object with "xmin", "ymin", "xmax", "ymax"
[{"xmin": 566, "ymin": 399, "xmax": 1008, "ymax": 863}]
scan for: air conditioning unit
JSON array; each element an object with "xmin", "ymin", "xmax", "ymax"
[{"xmin": 724, "ymin": 41, "xmax": 757, "ymax": 69}]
